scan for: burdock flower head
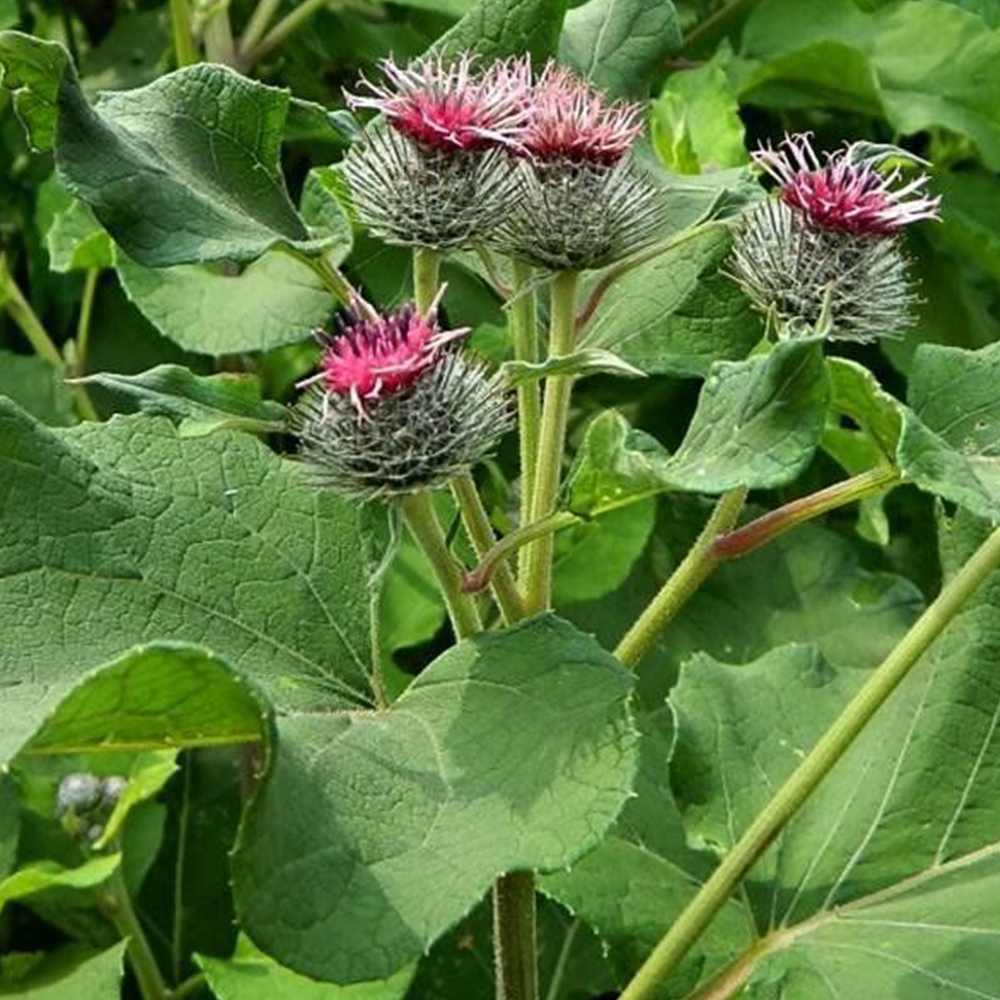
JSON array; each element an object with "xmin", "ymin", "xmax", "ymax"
[
  {"xmin": 731, "ymin": 133, "xmax": 940, "ymax": 341},
  {"xmin": 493, "ymin": 62, "xmax": 665, "ymax": 271},
  {"xmin": 343, "ymin": 55, "xmax": 530, "ymax": 249},
  {"xmin": 295, "ymin": 294, "xmax": 511, "ymax": 500}
]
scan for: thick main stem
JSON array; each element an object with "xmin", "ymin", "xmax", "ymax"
[
  {"xmin": 494, "ymin": 871, "xmax": 538, "ymax": 1000},
  {"xmin": 619, "ymin": 525, "xmax": 1000, "ymax": 1000},
  {"xmin": 169, "ymin": 0, "xmax": 199, "ymax": 65},
  {"xmin": 399, "ymin": 492, "xmax": 481, "ymax": 639},
  {"xmin": 510, "ymin": 260, "xmax": 541, "ymax": 555},
  {"xmin": 615, "ymin": 488, "xmax": 747, "ymax": 669},
  {"xmin": 521, "ymin": 271, "xmax": 579, "ymax": 614},
  {"xmin": 450, "ymin": 471, "xmax": 525, "ymax": 624}
]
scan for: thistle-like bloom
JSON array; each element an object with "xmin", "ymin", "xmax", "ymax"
[
  {"xmin": 343, "ymin": 54, "xmax": 530, "ymax": 249},
  {"xmin": 346, "ymin": 54, "xmax": 532, "ymax": 152},
  {"xmin": 493, "ymin": 62, "xmax": 665, "ymax": 271},
  {"xmin": 295, "ymin": 302, "xmax": 511, "ymax": 500},
  {"xmin": 752, "ymin": 133, "xmax": 940, "ymax": 235}
]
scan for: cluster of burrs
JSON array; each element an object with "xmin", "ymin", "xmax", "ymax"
[
  {"xmin": 732, "ymin": 133, "xmax": 941, "ymax": 342},
  {"xmin": 56, "ymin": 772, "xmax": 127, "ymax": 843},
  {"xmin": 343, "ymin": 54, "xmax": 665, "ymax": 270}
]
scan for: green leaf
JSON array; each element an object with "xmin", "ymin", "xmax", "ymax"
[
  {"xmin": 46, "ymin": 200, "xmax": 113, "ymax": 273},
  {"xmin": 433, "ymin": 0, "xmax": 569, "ymax": 62},
  {"xmin": 502, "ymin": 348, "xmax": 646, "ymax": 385},
  {"xmin": 740, "ymin": 0, "xmax": 1000, "ymax": 169},
  {"xmin": 0, "ymin": 351, "xmax": 74, "ymax": 426},
  {"xmin": 568, "ymin": 340, "xmax": 829, "ymax": 513},
  {"xmin": 667, "ymin": 511, "xmax": 1000, "ymax": 995},
  {"xmin": 0, "ymin": 777, "xmax": 18, "ymax": 881},
  {"xmin": 233, "ymin": 615, "xmax": 638, "ymax": 983},
  {"xmin": 0, "ymin": 33, "xmax": 329, "ymax": 267},
  {"xmin": 198, "ymin": 936, "xmax": 415, "ymax": 1000},
  {"xmin": 0, "ymin": 0, "xmax": 18, "ymax": 30},
  {"xmin": 0, "ymin": 942, "xmax": 126, "ymax": 998},
  {"xmin": 0, "ymin": 403, "xmax": 377, "ymax": 725},
  {"xmin": 94, "ymin": 750, "xmax": 177, "ymax": 849},
  {"xmin": 652, "ymin": 57, "xmax": 748, "ymax": 173},
  {"xmin": 553, "ymin": 500, "xmax": 656, "ymax": 606},
  {"xmin": 558, "ymin": 0, "xmax": 681, "ymax": 99},
  {"xmin": 0, "ymin": 856, "xmax": 120, "ymax": 917},
  {"xmin": 73, "ymin": 366, "xmax": 288, "ymax": 437},
  {"xmin": 827, "ymin": 357, "xmax": 903, "ymax": 461},
  {"xmin": 115, "ymin": 251, "xmax": 333, "ymax": 356},
  {"xmin": 580, "ymin": 224, "xmax": 763, "ymax": 378},
  {"xmin": 898, "ymin": 342, "xmax": 1000, "ymax": 519},
  {"xmin": 936, "ymin": 167, "xmax": 1000, "ymax": 285},
  {"xmin": 0, "ymin": 32, "xmax": 68, "ymax": 152}
]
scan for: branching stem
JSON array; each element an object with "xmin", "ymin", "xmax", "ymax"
[
  {"xmin": 105, "ymin": 868, "xmax": 170, "ymax": 1000},
  {"xmin": 619, "ymin": 524, "xmax": 1000, "ymax": 1000}
]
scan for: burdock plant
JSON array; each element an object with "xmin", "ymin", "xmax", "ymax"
[{"xmin": 731, "ymin": 133, "xmax": 941, "ymax": 340}]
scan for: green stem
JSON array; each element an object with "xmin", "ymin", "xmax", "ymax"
[
  {"xmin": 202, "ymin": 3, "xmax": 237, "ymax": 65},
  {"xmin": 462, "ymin": 511, "xmax": 581, "ymax": 598},
  {"xmin": 169, "ymin": 0, "xmax": 199, "ymax": 66},
  {"xmin": 248, "ymin": 0, "xmax": 336, "ymax": 62},
  {"xmin": 450, "ymin": 471, "xmax": 526, "ymax": 624},
  {"xmin": 238, "ymin": 0, "xmax": 283, "ymax": 58},
  {"xmin": 413, "ymin": 247, "xmax": 440, "ymax": 315},
  {"xmin": 521, "ymin": 270, "xmax": 579, "ymax": 614},
  {"xmin": 510, "ymin": 260, "xmax": 541, "ymax": 561},
  {"xmin": 712, "ymin": 466, "xmax": 901, "ymax": 562},
  {"xmin": 615, "ymin": 488, "xmax": 747, "ymax": 670},
  {"xmin": 494, "ymin": 871, "xmax": 538, "ymax": 1000},
  {"xmin": 168, "ymin": 973, "xmax": 208, "ymax": 1000},
  {"xmin": 399, "ymin": 491, "xmax": 481, "ymax": 640},
  {"xmin": 107, "ymin": 869, "xmax": 170, "ymax": 1000},
  {"xmin": 75, "ymin": 267, "xmax": 99, "ymax": 378},
  {"xmin": 619, "ymin": 524, "xmax": 1000, "ymax": 1000}
]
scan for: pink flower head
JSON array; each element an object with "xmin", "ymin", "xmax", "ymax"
[
  {"xmin": 752, "ymin": 133, "xmax": 940, "ymax": 236},
  {"xmin": 521, "ymin": 63, "xmax": 643, "ymax": 165},
  {"xmin": 345, "ymin": 54, "xmax": 532, "ymax": 153},
  {"xmin": 297, "ymin": 290, "xmax": 468, "ymax": 415}
]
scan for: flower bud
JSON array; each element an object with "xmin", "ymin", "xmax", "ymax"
[
  {"xmin": 295, "ymin": 301, "xmax": 511, "ymax": 500},
  {"xmin": 56, "ymin": 773, "xmax": 103, "ymax": 817}
]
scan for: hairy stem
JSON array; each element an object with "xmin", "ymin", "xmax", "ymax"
[
  {"xmin": 521, "ymin": 270, "xmax": 579, "ymax": 614},
  {"xmin": 399, "ymin": 491, "xmax": 481, "ymax": 639},
  {"xmin": 615, "ymin": 488, "xmax": 747, "ymax": 669},
  {"xmin": 169, "ymin": 0, "xmax": 199, "ymax": 65},
  {"xmin": 510, "ymin": 259, "xmax": 541, "ymax": 565},
  {"xmin": 712, "ymin": 467, "xmax": 901, "ymax": 561},
  {"xmin": 106, "ymin": 868, "xmax": 170, "ymax": 1000},
  {"xmin": 413, "ymin": 247, "xmax": 440, "ymax": 315},
  {"xmin": 462, "ymin": 511, "xmax": 581, "ymax": 597},
  {"xmin": 619, "ymin": 525, "xmax": 1000, "ymax": 1000},
  {"xmin": 450, "ymin": 471, "xmax": 526, "ymax": 624}
]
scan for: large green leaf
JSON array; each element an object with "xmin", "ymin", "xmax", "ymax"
[
  {"xmin": 579, "ymin": 224, "xmax": 762, "ymax": 378},
  {"xmin": 0, "ymin": 33, "xmax": 329, "ymax": 267},
  {"xmin": 0, "ymin": 351, "xmax": 74, "ymax": 426},
  {"xmin": 664, "ymin": 510, "xmax": 1000, "ymax": 995},
  {"xmin": 75, "ymin": 366, "xmax": 288, "ymax": 437},
  {"xmin": 0, "ymin": 942, "xmax": 126, "ymax": 998},
  {"xmin": 199, "ymin": 937, "xmax": 415, "ymax": 1000},
  {"xmin": 434, "ymin": 0, "xmax": 568, "ymax": 61},
  {"xmin": 558, "ymin": 0, "xmax": 681, "ymax": 98},
  {"xmin": 233, "ymin": 615, "xmax": 638, "ymax": 983},
  {"xmin": 0, "ymin": 402, "xmax": 377, "ymax": 726},
  {"xmin": 568, "ymin": 340, "xmax": 829, "ymax": 514},
  {"xmin": 739, "ymin": 0, "xmax": 1000, "ymax": 169}
]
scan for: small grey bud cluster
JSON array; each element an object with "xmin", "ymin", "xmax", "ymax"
[{"xmin": 56, "ymin": 772, "xmax": 127, "ymax": 843}]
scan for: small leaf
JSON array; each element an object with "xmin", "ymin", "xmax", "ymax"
[
  {"xmin": 45, "ymin": 201, "xmax": 113, "ymax": 273},
  {"xmin": 568, "ymin": 340, "xmax": 829, "ymax": 513},
  {"xmin": 558, "ymin": 0, "xmax": 681, "ymax": 99},
  {"xmin": 94, "ymin": 751, "xmax": 179, "ymax": 849},
  {"xmin": 826, "ymin": 357, "xmax": 903, "ymax": 461},
  {"xmin": 502, "ymin": 348, "xmax": 646, "ymax": 385},
  {"xmin": 73, "ymin": 366, "xmax": 288, "ymax": 438},
  {"xmin": 0, "ymin": 942, "xmax": 127, "ymax": 997},
  {"xmin": 198, "ymin": 936, "xmax": 415, "ymax": 1000},
  {"xmin": 0, "ymin": 856, "xmax": 120, "ymax": 917},
  {"xmin": 0, "ymin": 32, "xmax": 67, "ymax": 152},
  {"xmin": 233, "ymin": 615, "xmax": 638, "ymax": 984}
]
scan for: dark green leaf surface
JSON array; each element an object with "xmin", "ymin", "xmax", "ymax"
[
  {"xmin": 558, "ymin": 0, "xmax": 681, "ymax": 98},
  {"xmin": 0, "ymin": 403, "xmax": 376, "ymax": 731},
  {"xmin": 434, "ymin": 0, "xmax": 568, "ymax": 61},
  {"xmin": 234, "ymin": 615, "xmax": 638, "ymax": 984},
  {"xmin": 75, "ymin": 366, "xmax": 288, "ymax": 437}
]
